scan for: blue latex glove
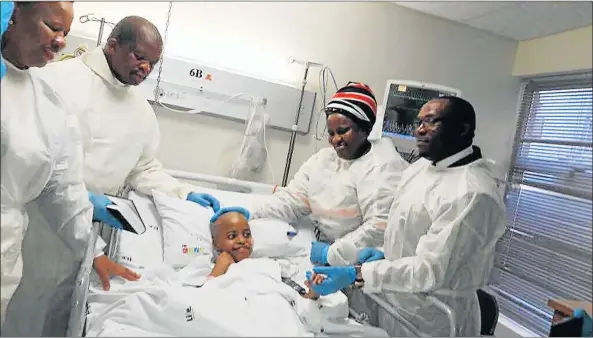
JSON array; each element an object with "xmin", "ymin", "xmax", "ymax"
[
  {"xmin": 573, "ymin": 308, "xmax": 592, "ymax": 337},
  {"xmin": 88, "ymin": 192, "xmax": 123, "ymax": 229},
  {"xmin": 210, "ymin": 206, "xmax": 251, "ymax": 223},
  {"xmin": 357, "ymin": 247, "xmax": 385, "ymax": 264},
  {"xmin": 187, "ymin": 192, "xmax": 221, "ymax": 212},
  {"xmin": 306, "ymin": 265, "xmax": 357, "ymax": 296},
  {"xmin": 1, "ymin": 1, "xmax": 14, "ymax": 80},
  {"xmin": 310, "ymin": 241, "xmax": 330, "ymax": 265},
  {"xmin": 0, "ymin": 2, "xmax": 13, "ymax": 34}
]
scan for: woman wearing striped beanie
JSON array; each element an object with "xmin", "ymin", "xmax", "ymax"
[
  {"xmin": 251, "ymin": 81, "xmax": 409, "ymax": 268},
  {"xmin": 325, "ymin": 81, "xmax": 378, "ymax": 159}
]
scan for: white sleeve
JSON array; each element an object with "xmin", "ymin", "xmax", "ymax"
[
  {"xmin": 327, "ymin": 161, "xmax": 403, "ymax": 266},
  {"xmin": 34, "ymin": 116, "xmax": 93, "ymax": 262},
  {"xmin": 360, "ymin": 193, "xmax": 505, "ymax": 294},
  {"xmin": 343, "ymin": 160, "xmax": 404, "ymax": 248},
  {"xmin": 251, "ymin": 152, "xmax": 321, "ymax": 223},
  {"xmin": 125, "ymin": 105, "xmax": 195, "ymax": 200}
]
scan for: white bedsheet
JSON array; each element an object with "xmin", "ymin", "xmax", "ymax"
[
  {"xmin": 88, "ymin": 187, "xmax": 389, "ymax": 337},
  {"xmin": 87, "ymin": 257, "xmax": 316, "ymax": 336},
  {"xmin": 86, "ymin": 256, "xmax": 387, "ymax": 337}
]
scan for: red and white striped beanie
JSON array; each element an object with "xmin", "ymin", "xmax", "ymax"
[{"xmin": 325, "ymin": 81, "xmax": 378, "ymax": 132}]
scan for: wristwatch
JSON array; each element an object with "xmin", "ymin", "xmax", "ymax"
[{"xmin": 354, "ymin": 264, "xmax": 364, "ymax": 287}]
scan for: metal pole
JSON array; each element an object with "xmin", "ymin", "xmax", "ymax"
[
  {"xmin": 281, "ymin": 64, "xmax": 310, "ymax": 187},
  {"xmin": 79, "ymin": 14, "xmax": 113, "ymax": 47},
  {"xmin": 281, "ymin": 57, "xmax": 325, "ymax": 187},
  {"xmin": 96, "ymin": 17, "xmax": 105, "ymax": 47}
]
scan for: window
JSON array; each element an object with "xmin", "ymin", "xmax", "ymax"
[{"xmin": 488, "ymin": 72, "xmax": 593, "ymax": 336}]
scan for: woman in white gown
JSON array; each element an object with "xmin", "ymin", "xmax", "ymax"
[
  {"xmin": 251, "ymin": 82, "xmax": 409, "ymax": 266},
  {"xmin": 1, "ymin": 2, "xmax": 94, "ymax": 335}
]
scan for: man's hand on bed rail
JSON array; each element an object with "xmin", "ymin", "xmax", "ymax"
[
  {"xmin": 93, "ymin": 255, "xmax": 141, "ymax": 291},
  {"xmin": 187, "ymin": 192, "xmax": 221, "ymax": 212}
]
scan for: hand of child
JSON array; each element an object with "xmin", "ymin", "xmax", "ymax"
[
  {"xmin": 210, "ymin": 252, "xmax": 236, "ymax": 277},
  {"xmin": 217, "ymin": 251, "xmax": 236, "ymax": 265},
  {"xmin": 302, "ymin": 272, "xmax": 326, "ymax": 300}
]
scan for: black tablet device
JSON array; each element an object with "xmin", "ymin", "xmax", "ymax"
[{"xmin": 105, "ymin": 195, "xmax": 147, "ymax": 235}]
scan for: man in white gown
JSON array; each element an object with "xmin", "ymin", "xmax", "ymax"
[{"xmin": 307, "ymin": 96, "xmax": 507, "ymax": 337}]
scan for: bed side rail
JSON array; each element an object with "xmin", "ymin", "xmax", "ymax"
[
  {"xmin": 66, "ymin": 222, "xmax": 101, "ymax": 337},
  {"xmin": 348, "ymin": 290, "xmax": 458, "ymax": 337},
  {"xmin": 166, "ymin": 169, "xmax": 276, "ymax": 195}
]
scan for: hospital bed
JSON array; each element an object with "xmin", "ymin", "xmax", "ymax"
[{"xmin": 64, "ymin": 169, "xmax": 458, "ymax": 337}]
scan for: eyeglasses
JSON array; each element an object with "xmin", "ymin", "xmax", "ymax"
[{"xmin": 414, "ymin": 116, "xmax": 443, "ymax": 129}]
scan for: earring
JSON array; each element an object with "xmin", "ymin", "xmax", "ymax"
[{"xmin": 9, "ymin": 20, "xmax": 13, "ymax": 25}]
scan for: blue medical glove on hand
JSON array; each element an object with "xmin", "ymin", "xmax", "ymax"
[
  {"xmin": 307, "ymin": 265, "xmax": 357, "ymax": 296},
  {"xmin": 88, "ymin": 192, "xmax": 123, "ymax": 229},
  {"xmin": 187, "ymin": 192, "xmax": 221, "ymax": 212},
  {"xmin": 357, "ymin": 247, "xmax": 385, "ymax": 264},
  {"xmin": 310, "ymin": 241, "xmax": 330, "ymax": 265},
  {"xmin": 210, "ymin": 206, "xmax": 251, "ymax": 223},
  {"xmin": 1, "ymin": 1, "xmax": 14, "ymax": 80},
  {"xmin": 0, "ymin": 2, "xmax": 13, "ymax": 35},
  {"xmin": 573, "ymin": 308, "xmax": 592, "ymax": 337}
]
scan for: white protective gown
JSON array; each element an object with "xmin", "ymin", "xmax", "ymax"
[
  {"xmin": 3, "ymin": 48, "xmax": 194, "ymax": 336},
  {"xmin": 36, "ymin": 47, "xmax": 196, "ymax": 255},
  {"xmin": 357, "ymin": 146, "xmax": 507, "ymax": 337},
  {"xmin": 252, "ymin": 138, "xmax": 409, "ymax": 265},
  {"xmin": 0, "ymin": 61, "xmax": 93, "ymax": 329}
]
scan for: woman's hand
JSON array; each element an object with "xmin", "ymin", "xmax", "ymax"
[
  {"xmin": 310, "ymin": 241, "xmax": 330, "ymax": 265},
  {"xmin": 357, "ymin": 247, "xmax": 384, "ymax": 264},
  {"xmin": 209, "ymin": 252, "xmax": 236, "ymax": 277}
]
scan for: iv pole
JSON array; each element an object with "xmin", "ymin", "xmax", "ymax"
[
  {"xmin": 79, "ymin": 13, "xmax": 115, "ymax": 47},
  {"xmin": 281, "ymin": 57, "xmax": 324, "ymax": 187},
  {"xmin": 77, "ymin": 13, "xmax": 117, "ymax": 261}
]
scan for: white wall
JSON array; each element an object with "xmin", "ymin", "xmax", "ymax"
[
  {"xmin": 68, "ymin": 2, "xmax": 521, "ymax": 185},
  {"xmin": 513, "ymin": 25, "xmax": 593, "ymax": 77}
]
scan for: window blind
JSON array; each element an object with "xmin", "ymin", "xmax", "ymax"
[{"xmin": 488, "ymin": 71, "xmax": 593, "ymax": 336}]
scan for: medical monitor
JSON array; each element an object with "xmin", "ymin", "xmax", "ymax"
[{"xmin": 369, "ymin": 80, "xmax": 462, "ymax": 154}]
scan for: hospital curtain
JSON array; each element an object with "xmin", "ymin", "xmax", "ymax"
[{"xmin": 487, "ymin": 71, "xmax": 593, "ymax": 336}]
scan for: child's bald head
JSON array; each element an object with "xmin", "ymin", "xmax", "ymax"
[{"xmin": 210, "ymin": 211, "xmax": 253, "ymax": 262}]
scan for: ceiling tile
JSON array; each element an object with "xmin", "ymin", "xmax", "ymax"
[
  {"xmin": 442, "ymin": 2, "xmax": 516, "ymax": 22},
  {"xmin": 393, "ymin": 1, "xmax": 593, "ymax": 40},
  {"xmin": 394, "ymin": 1, "xmax": 456, "ymax": 18},
  {"xmin": 464, "ymin": 1, "xmax": 593, "ymax": 40}
]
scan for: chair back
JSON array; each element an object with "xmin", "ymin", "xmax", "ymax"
[{"xmin": 477, "ymin": 289, "xmax": 499, "ymax": 336}]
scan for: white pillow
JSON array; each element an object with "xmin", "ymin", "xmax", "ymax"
[
  {"xmin": 152, "ymin": 190, "xmax": 214, "ymax": 269},
  {"xmin": 152, "ymin": 189, "xmax": 308, "ymax": 268},
  {"xmin": 112, "ymin": 191, "xmax": 163, "ymax": 270},
  {"xmin": 249, "ymin": 218, "xmax": 307, "ymax": 258}
]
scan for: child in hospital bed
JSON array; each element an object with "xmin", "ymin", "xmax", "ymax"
[{"xmin": 207, "ymin": 207, "xmax": 324, "ymax": 299}]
